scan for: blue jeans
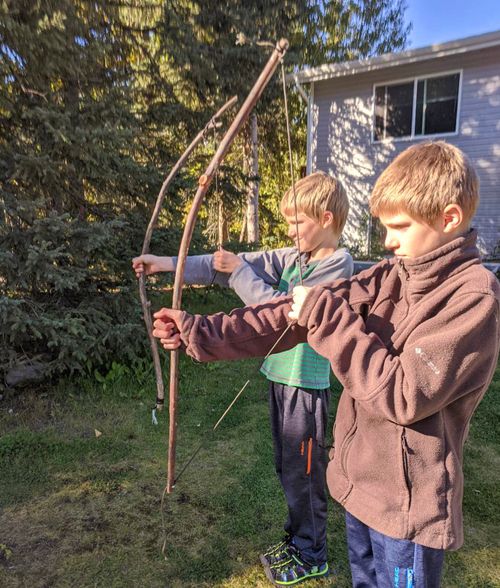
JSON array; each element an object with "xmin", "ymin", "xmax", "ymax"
[{"xmin": 345, "ymin": 511, "xmax": 445, "ymax": 587}]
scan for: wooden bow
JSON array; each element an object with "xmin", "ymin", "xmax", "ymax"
[{"xmin": 167, "ymin": 38, "xmax": 290, "ymax": 493}]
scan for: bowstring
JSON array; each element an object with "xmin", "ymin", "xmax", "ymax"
[
  {"xmin": 208, "ymin": 123, "xmax": 221, "ymax": 287},
  {"xmin": 214, "ymin": 121, "xmax": 221, "ymax": 246},
  {"xmin": 281, "ymin": 61, "xmax": 303, "ymax": 287}
]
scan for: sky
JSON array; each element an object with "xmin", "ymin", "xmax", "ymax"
[{"xmin": 405, "ymin": 0, "xmax": 500, "ymax": 48}]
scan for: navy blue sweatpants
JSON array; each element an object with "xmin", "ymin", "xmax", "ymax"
[
  {"xmin": 268, "ymin": 382, "xmax": 330, "ymax": 566},
  {"xmin": 345, "ymin": 511, "xmax": 445, "ymax": 588}
]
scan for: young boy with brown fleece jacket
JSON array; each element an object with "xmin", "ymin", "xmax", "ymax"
[{"xmin": 152, "ymin": 142, "xmax": 500, "ymax": 588}]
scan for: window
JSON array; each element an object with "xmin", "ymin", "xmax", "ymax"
[{"xmin": 374, "ymin": 72, "xmax": 460, "ymax": 141}]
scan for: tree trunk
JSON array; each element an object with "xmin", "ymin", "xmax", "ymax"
[
  {"xmin": 245, "ymin": 113, "xmax": 259, "ymax": 243},
  {"xmin": 218, "ymin": 198, "xmax": 229, "ymax": 245},
  {"xmin": 239, "ymin": 213, "xmax": 247, "ymax": 243}
]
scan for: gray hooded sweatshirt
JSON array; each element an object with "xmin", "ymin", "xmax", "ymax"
[{"xmin": 174, "ymin": 247, "xmax": 353, "ymax": 305}]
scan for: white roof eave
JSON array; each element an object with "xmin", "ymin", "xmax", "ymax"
[{"xmin": 288, "ymin": 30, "xmax": 500, "ymax": 84}]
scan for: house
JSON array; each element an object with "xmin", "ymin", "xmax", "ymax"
[{"xmin": 290, "ymin": 30, "xmax": 500, "ymax": 258}]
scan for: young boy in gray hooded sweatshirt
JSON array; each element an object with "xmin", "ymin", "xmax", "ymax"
[
  {"xmin": 152, "ymin": 142, "xmax": 500, "ymax": 587},
  {"xmin": 134, "ymin": 171, "xmax": 353, "ymax": 584}
]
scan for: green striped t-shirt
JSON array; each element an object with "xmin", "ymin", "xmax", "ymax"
[{"xmin": 260, "ymin": 261, "xmax": 331, "ymax": 389}]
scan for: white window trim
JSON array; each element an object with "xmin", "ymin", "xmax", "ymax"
[{"xmin": 371, "ymin": 69, "xmax": 463, "ymax": 144}]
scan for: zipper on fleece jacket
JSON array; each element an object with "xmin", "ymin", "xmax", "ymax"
[{"xmin": 401, "ymin": 429, "xmax": 412, "ymax": 511}]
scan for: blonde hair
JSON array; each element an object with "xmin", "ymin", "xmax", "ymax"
[
  {"xmin": 280, "ymin": 171, "xmax": 349, "ymax": 236},
  {"xmin": 370, "ymin": 141, "xmax": 479, "ymax": 224}
]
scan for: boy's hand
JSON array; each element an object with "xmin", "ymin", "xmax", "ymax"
[
  {"xmin": 152, "ymin": 308, "xmax": 183, "ymax": 350},
  {"xmin": 213, "ymin": 248, "xmax": 242, "ymax": 274},
  {"xmin": 132, "ymin": 254, "xmax": 173, "ymax": 278},
  {"xmin": 288, "ymin": 285, "xmax": 311, "ymax": 321}
]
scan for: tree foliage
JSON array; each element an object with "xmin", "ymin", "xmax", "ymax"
[{"xmin": 0, "ymin": 0, "xmax": 410, "ymax": 387}]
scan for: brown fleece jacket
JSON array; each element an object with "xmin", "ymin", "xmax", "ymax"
[{"xmin": 174, "ymin": 230, "xmax": 499, "ymax": 550}]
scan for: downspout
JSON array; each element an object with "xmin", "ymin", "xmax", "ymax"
[{"xmin": 291, "ymin": 74, "xmax": 313, "ymax": 175}]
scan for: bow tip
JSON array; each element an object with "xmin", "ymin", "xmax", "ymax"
[{"xmin": 278, "ymin": 38, "xmax": 289, "ymax": 52}]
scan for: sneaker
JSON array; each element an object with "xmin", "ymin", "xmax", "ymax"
[
  {"xmin": 259, "ymin": 535, "xmax": 293, "ymax": 568},
  {"xmin": 266, "ymin": 551, "xmax": 329, "ymax": 586}
]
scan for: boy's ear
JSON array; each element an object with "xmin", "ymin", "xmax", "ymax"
[
  {"xmin": 322, "ymin": 211, "xmax": 334, "ymax": 227},
  {"xmin": 442, "ymin": 204, "xmax": 464, "ymax": 233}
]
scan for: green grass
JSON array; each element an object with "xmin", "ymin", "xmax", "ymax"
[{"xmin": 0, "ymin": 288, "xmax": 498, "ymax": 587}]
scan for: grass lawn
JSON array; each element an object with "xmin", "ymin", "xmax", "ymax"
[{"xmin": 0, "ymin": 288, "xmax": 499, "ymax": 587}]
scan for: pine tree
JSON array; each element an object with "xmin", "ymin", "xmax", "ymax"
[{"xmin": 0, "ymin": 0, "xmax": 184, "ymax": 383}]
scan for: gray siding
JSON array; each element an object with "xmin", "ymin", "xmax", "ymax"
[{"xmin": 310, "ymin": 46, "xmax": 500, "ymax": 257}]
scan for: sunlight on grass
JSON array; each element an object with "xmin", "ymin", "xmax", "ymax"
[
  {"xmin": 445, "ymin": 547, "xmax": 500, "ymax": 587},
  {"xmin": 216, "ymin": 563, "xmax": 337, "ymax": 587}
]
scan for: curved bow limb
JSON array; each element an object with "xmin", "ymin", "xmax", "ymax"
[
  {"xmin": 167, "ymin": 38, "xmax": 289, "ymax": 493},
  {"xmin": 138, "ymin": 96, "xmax": 238, "ymax": 413}
]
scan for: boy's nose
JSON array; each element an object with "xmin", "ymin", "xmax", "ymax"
[{"xmin": 385, "ymin": 235, "xmax": 398, "ymax": 251}]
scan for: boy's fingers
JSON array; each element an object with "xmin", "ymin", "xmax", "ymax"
[
  {"xmin": 160, "ymin": 334, "xmax": 181, "ymax": 350},
  {"xmin": 132, "ymin": 257, "xmax": 146, "ymax": 278},
  {"xmin": 213, "ymin": 250, "xmax": 240, "ymax": 274},
  {"xmin": 288, "ymin": 285, "xmax": 311, "ymax": 320},
  {"xmin": 152, "ymin": 308, "xmax": 184, "ymax": 343},
  {"xmin": 213, "ymin": 250, "xmax": 225, "ymax": 270},
  {"xmin": 292, "ymin": 285, "xmax": 311, "ymax": 302},
  {"xmin": 153, "ymin": 327, "xmax": 173, "ymax": 339},
  {"xmin": 288, "ymin": 304, "xmax": 299, "ymax": 321},
  {"xmin": 152, "ymin": 323, "xmax": 180, "ymax": 342},
  {"xmin": 132, "ymin": 256, "xmax": 145, "ymax": 266},
  {"xmin": 153, "ymin": 308, "xmax": 181, "ymax": 321},
  {"xmin": 152, "ymin": 318, "xmax": 173, "ymax": 330}
]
